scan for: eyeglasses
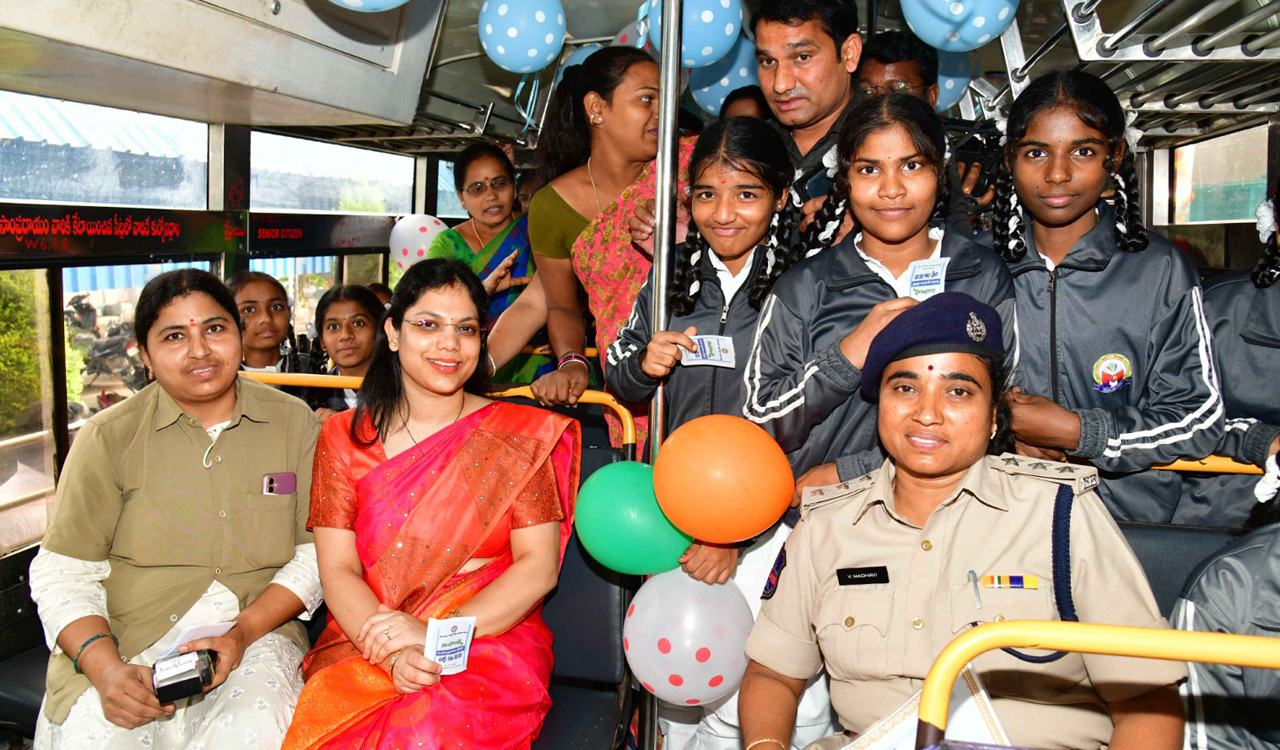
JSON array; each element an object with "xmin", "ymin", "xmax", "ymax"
[
  {"xmin": 859, "ymin": 81, "xmax": 926, "ymax": 97},
  {"xmin": 463, "ymin": 176, "xmax": 513, "ymax": 196},
  {"xmin": 405, "ymin": 319, "xmax": 485, "ymax": 339}
]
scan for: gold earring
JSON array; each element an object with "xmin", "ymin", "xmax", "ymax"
[{"xmin": 990, "ymin": 425, "xmax": 998, "ymax": 440}]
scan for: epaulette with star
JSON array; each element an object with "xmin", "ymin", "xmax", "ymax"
[
  {"xmin": 990, "ymin": 453, "xmax": 1100, "ymax": 494},
  {"xmin": 799, "ymin": 472, "xmax": 875, "ymax": 519}
]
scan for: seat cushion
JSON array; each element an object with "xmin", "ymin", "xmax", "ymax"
[
  {"xmin": 1119, "ymin": 523, "xmax": 1234, "ymax": 619},
  {"xmin": 531, "ymin": 682, "xmax": 625, "ymax": 750},
  {"xmin": 0, "ymin": 645, "xmax": 49, "ymax": 737}
]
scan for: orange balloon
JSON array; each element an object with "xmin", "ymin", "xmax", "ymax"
[{"xmin": 653, "ymin": 415, "xmax": 794, "ymax": 544}]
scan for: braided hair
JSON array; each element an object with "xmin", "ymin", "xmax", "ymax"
[
  {"xmin": 1251, "ymin": 179, "xmax": 1280, "ymax": 288},
  {"xmin": 801, "ymin": 93, "xmax": 951, "ymax": 255},
  {"xmin": 992, "ymin": 69, "xmax": 1148, "ymax": 263},
  {"xmin": 669, "ymin": 117, "xmax": 799, "ymax": 317}
]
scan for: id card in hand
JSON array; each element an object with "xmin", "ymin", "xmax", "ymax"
[
  {"xmin": 425, "ymin": 616, "xmax": 477, "ymax": 675},
  {"xmin": 681, "ymin": 335, "xmax": 736, "ymax": 369},
  {"xmin": 906, "ymin": 257, "xmax": 950, "ymax": 301}
]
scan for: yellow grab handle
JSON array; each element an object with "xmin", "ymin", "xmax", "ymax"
[
  {"xmin": 916, "ymin": 621, "xmax": 1280, "ymax": 748},
  {"xmin": 241, "ymin": 371, "xmax": 364, "ymax": 389},
  {"xmin": 489, "ymin": 386, "xmax": 637, "ymax": 448},
  {"xmin": 1156, "ymin": 456, "xmax": 1263, "ymax": 474}
]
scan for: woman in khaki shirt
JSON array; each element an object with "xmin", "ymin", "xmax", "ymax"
[
  {"xmin": 739, "ymin": 293, "xmax": 1185, "ymax": 750},
  {"xmin": 30, "ymin": 269, "xmax": 322, "ymax": 749}
]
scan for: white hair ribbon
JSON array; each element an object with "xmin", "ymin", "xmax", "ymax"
[
  {"xmin": 1256, "ymin": 198, "xmax": 1277, "ymax": 244},
  {"xmin": 1256, "ymin": 454, "xmax": 1280, "ymax": 503}
]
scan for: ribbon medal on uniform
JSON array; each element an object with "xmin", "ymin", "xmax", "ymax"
[
  {"xmin": 982, "ymin": 575, "xmax": 1039, "ymax": 590},
  {"xmin": 1092, "ymin": 353, "xmax": 1133, "ymax": 393}
]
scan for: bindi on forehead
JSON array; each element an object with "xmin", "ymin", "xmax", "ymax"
[{"xmin": 189, "ymin": 318, "xmax": 197, "ymax": 327}]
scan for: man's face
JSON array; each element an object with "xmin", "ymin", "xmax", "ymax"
[
  {"xmin": 856, "ymin": 59, "xmax": 939, "ymax": 108},
  {"xmin": 755, "ymin": 19, "xmax": 860, "ymax": 131}
]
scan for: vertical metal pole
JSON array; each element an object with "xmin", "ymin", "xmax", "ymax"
[
  {"xmin": 644, "ymin": 9, "xmax": 683, "ymax": 750},
  {"xmin": 649, "ymin": 0, "xmax": 683, "ymax": 461}
]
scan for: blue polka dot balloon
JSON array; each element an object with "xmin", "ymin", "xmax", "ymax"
[
  {"xmin": 902, "ymin": 0, "xmax": 1019, "ymax": 52},
  {"xmin": 689, "ymin": 34, "xmax": 759, "ymax": 116},
  {"xmin": 934, "ymin": 51, "xmax": 972, "ymax": 112},
  {"xmin": 645, "ymin": 0, "xmax": 744, "ymax": 68},
  {"xmin": 555, "ymin": 43, "xmax": 602, "ymax": 85},
  {"xmin": 325, "ymin": 0, "xmax": 410, "ymax": 11},
  {"xmin": 478, "ymin": 0, "xmax": 567, "ymax": 74}
]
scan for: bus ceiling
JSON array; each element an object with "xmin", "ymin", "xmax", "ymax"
[{"xmin": 1, "ymin": 0, "xmax": 1279, "ymax": 158}]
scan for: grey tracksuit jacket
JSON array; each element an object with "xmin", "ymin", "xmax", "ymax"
[
  {"xmin": 983, "ymin": 203, "xmax": 1224, "ymax": 523},
  {"xmin": 740, "ymin": 223, "xmax": 1017, "ymax": 477},
  {"xmin": 1174, "ymin": 521, "xmax": 1280, "ymax": 750},
  {"xmin": 1175, "ymin": 271, "xmax": 1280, "ymax": 527},
  {"xmin": 605, "ymin": 247, "xmax": 766, "ymax": 435}
]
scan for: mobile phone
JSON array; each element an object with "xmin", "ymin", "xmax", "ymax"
[
  {"xmin": 262, "ymin": 472, "xmax": 297, "ymax": 495},
  {"xmin": 796, "ymin": 170, "xmax": 833, "ymax": 203}
]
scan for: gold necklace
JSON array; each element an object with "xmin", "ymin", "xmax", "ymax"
[
  {"xmin": 587, "ymin": 157, "xmax": 603, "ymax": 214},
  {"xmin": 402, "ymin": 395, "xmax": 467, "ymax": 456},
  {"xmin": 470, "ymin": 217, "xmax": 490, "ymax": 247}
]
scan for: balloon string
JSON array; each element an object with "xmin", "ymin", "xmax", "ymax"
[{"xmin": 514, "ymin": 74, "xmax": 540, "ymax": 132}]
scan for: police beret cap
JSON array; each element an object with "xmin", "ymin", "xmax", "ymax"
[{"xmin": 860, "ymin": 292, "xmax": 1004, "ymax": 400}]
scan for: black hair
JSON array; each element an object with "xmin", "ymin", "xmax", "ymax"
[
  {"xmin": 861, "ymin": 30, "xmax": 938, "ymax": 88},
  {"xmin": 136, "ymin": 269, "xmax": 241, "ymax": 352},
  {"xmin": 752, "ymin": 0, "xmax": 859, "ymax": 54},
  {"xmin": 679, "ymin": 107, "xmax": 706, "ymax": 136},
  {"xmin": 992, "ymin": 69, "xmax": 1147, "ymax": 263},
  {"xmin": 984, "ymin": 357, "xmax": 1016, "ymax": 456},
  {"xmin": 352, "ymin": 259, "xmax": 491, "ymax": 446},
  {"xmin": 802, "ymin": 93, "xmax": 950, "ymax": 254},
  {"xmin": 533, "ymin": 46, "xmax": 657, "ymax": 189},
  {"xmin": 719, "ymin": 86, "xmax": 772, "ymax": 120},
  {"xmin": 225, "ymin": 270, "xmax": 306, "ymax": 374},
  {"xmin": 367, "ymin": 282, "xmax": 393, "ymax": 298},
  {"xmin": 310, "ymin": 284, "xmax": 386, "ymax": 369},
  {"xmin": 452, "ymin": 143, "xmax": 516, "ymax": 193},
  {"xmin": 671, "ymin": 117, "xmax": 799, "ymax": 317},
  {"xmin": 1251, "ymin": 175, "xmax": 1280, "ymax": 288}
]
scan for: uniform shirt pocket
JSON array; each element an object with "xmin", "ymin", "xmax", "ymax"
[
  {"xmin": 949, "ymin": 583, "xmax": 1057, "ymax": 696},
  {"xmin": 239, "ymin": 491, "xmax": 298, "ymax": 569},
  {"xmin": 815, "ymin": 588, "xmax": 893, "ymax": 681}
]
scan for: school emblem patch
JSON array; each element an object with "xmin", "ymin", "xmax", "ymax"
[
  {"xmin": 1092, "ymin": 353, "xmax": 1133, "ymax": 393},
  {"xmin": 760, "ymin": 547, "xmax": 787, "ymax": 600}
]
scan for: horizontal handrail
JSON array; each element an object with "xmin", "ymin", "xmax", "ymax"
[
  {"xmin": 1156, "ymin": 456, "xmax": 1263, "ymax": 474},
  {"xmin": 238, "ymin": 372, "xmax": 638, "ymax": 452},
  {"xmin": 915, "ymin": 621, "xmax": 1280, "ymax": 748}
]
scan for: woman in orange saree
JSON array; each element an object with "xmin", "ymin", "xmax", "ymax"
[{"xmin": 283, "ymin": 258, "xmax": 580, "ymax": 750}]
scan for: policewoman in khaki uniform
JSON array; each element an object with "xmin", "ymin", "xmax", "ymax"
[{"xmin": 738, "ymin": 293, "xmax": 1186, "ymax": 750}]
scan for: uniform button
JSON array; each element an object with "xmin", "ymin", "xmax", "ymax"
[
  {"xmin": 844, "ymin": 616, "xmax": 855, "ymax": 627},
  {"xmin": 995, "ymin": 614, "xmax": 1006, "ymax": 622},
  {"xmin": 214, "ymin": 568, "xmax": 221, "ymax": 575},
  {"xmin": 219, "ymin": 510, "xmax": 227, "ymax": 518},
  {"xmin": 921, "ymin": 540, "xmax": 933, "ymax": 551},
  {"xmin": 215, "ymin": 456, "xmax": 222, "ymax": 463},
  {"xmin": 911, "ymin": 617, "xmax": 924, "ymax": 630},
  {"xmin": 170, "ymin": 614, "xmax": 179, "ymax": 622}
]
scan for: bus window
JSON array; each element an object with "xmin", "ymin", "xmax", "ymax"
[
  {"xmin": 343, "ymin": 253, "xmax": 384, "ymax": 288},
  {"xmin": 248, "ymin": 256, "xmax": 336, "ymax": 341},
  {"xmin": 0, "ymin": 90, "xmax": 208, "ymax": 210},
  {"xmin": 436, "ymin": 160, "xmax": 468, "ymax": 219},
  {"xmin": 63, "ymin": 262, "xmax": 212, "ymax": 439},
  {"xmin": 1174, "ymin": 125, "xmax": 1269, "ymax": 225},
  {"xmin": 250, "ymin": 132, "xmax": 414, "ymax": 215},
  {"xmin": 0, "ymin": 269, "xmax": 58, "ymax": 554}
]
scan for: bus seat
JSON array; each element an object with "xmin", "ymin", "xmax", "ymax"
[
  {"xmin": 1118, "ymin": 522, "xmax": 1235, "ymax": 619},
  {"xmin": 0, "ymin": 545, "xmax": 48, "ymax": 738}
]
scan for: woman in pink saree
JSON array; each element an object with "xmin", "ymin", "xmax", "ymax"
[{"xmin": 283, "ymin": 259, "xmax": 580, "ymax": 750}]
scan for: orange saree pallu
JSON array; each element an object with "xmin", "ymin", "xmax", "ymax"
[{"xmin": 283, "ymin": 402, "xmax": 580, "ymax": 750}]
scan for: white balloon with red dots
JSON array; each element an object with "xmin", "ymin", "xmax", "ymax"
[
  {"xmin": 902, "ymin": 0, "xmax": 1018, "ymax": 52},
  {"xmin": 645, "ymin": 0, "xmax": 743, "ymax": 68},
  {"xmin": 623, "ymin": 569, "xmax": 754, "ymax": 706},
  {"xmin": 478, "ymin": 0, "xmax": 566, "ymax": 73},
  {"xmin": 689, "ymin": 33, "xmax": 759, "ymax": 116},
  {"xmin": 389, "ymin": 215, "xmax": 448, "ymax": 270}
]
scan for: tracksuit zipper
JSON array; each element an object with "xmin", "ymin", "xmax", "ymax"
[
  {"xmin": 1049, "ymin": 269, "xmax": 1060, "ymax": 404},
  {"xmin": 707, "ymin": 294, "xmax": 730, "ymax": 414}
]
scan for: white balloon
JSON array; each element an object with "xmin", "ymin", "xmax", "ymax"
[
  {"xmin": 623, "ymin": 569, "xmax": 754, "ymax": 706},
  {"xmin": 389, "ymin": 215, "xmax": 449, "ymax": 270}
]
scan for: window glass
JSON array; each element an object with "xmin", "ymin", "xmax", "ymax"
[
  {"xmin": 437, "ymin": 160, "xmax": 467, "ymax": 219},
  {"xmin": 0, "ymin": 90, "xmax": 208, "ymax": 210},
  {"xmin": 248, "ymin": 256, "xmax": 337, "ymax": 342},
  {"xmin": 0, "ymin": 269, "xmax": 57, "ymax": 554},
  {"xmin": 64, "ymin": 262, "xmax": 211, "ymax": 435},
  {"xmin": 251, "ymin": 132, "xmax": 413, "ymax": 214},
  {"xmin": 343, "ymin": 253, "xmax": 383, "ymax": 287},
  {"xmin": 1174, "ymin": 125, "xmax": 1269, "ymax": 224}
]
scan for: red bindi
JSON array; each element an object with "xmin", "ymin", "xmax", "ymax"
[
  {"xmin": 928, "ymin": 365, "xmax": 934, "ymax": 371},
  {"xmin": 189, "ymin": 319, "xmax": 196, "ymax": 326}
]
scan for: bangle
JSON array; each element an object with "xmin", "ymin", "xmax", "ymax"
[
  {"xmin": 557, "ymin": 352, "xmax": 589, "ymax": 371},
  {"xmin": 487, "ymin": 352, "xmax": 497, "ymax": 376},
  {"xmin": 745, "ymin": 740, "xmax": 787, "ymax": 750},
  {"xmin": 386, "ymin": 650, "xmax": 401, "ymax": 671},
  {"xmin": 73, "ymin": 633, "xmax": 119, "ymax": 675}
]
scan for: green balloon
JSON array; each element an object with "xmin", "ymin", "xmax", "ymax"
[{"xmin": 575, "ymin": 461, "xmax": 693, "ymax": 575}]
